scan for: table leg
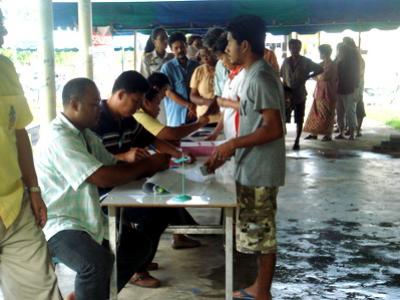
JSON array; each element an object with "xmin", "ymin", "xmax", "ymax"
[
  {"xmin": 225, "ymin": 207, "xmax": 234, "ymax": 300},
  {"xmin": 108, "ymin": 206, "xmax": 118, "ymax": 300}
]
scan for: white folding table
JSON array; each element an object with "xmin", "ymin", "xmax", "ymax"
[{"xmin": 101, "ymin": 159, "xmax": 237, "ymax": 300}]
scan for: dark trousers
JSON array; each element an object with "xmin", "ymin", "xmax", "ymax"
[
  {"xmin": 48, "ymin": 228, "xmax": 150, "ymax": 300},
  {"xmin": 123, "ymin": 208, "xmax": 168, "ymax": 272},
  {"xmin": 168, "ymin": 207, "xmax": 197, "ymax": 225},
  {"xmin": 123, "ymin": 207, "xmax": 197, "ymax": 271}
]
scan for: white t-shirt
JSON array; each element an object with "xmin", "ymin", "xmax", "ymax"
[{"xmin": 221, "ymin": 69, "xmax": 246, "ymax": 140}]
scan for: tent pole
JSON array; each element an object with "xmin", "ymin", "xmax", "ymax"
[
  {"xmin": 78, "ymin": 0, "xmax": 93, "ymax": 79},
  {"xmin": 121, "ymin": 47, "xmax": 125, "ymax": 71},
  {"xmin": 38, "ymin": 0, "xmax": 56, "ymax": 123},
  {"xmin": 283, "ymin": 35, "xmax": 289, "ymax": 58},
  {"xmin": 133, "ymin": 30, "xmax": 138, "ymax": 70}
]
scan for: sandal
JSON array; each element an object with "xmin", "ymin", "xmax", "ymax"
[
  {"xmin": 129, "ymin": 271, "xmax": 161, "ymax": 288},
  {"xmin": 335, "ymin": 134, "xmax": 345, "ymax": 140},
  {"xmin": 304, "ymin": 135, "xmax": 317, "ymax": 140},
  {"xmin": 233, "ymin": 288, "xmax": 255, "ymax": 300},
  {"xmin": 171, "ymin": 235, "xmax": 201, "ymax": 249},
  {"xmin": 321, "ymin": 136, "xmax": 332, "ymax": 141}
]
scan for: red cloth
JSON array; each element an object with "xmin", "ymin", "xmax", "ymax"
[{"xmin": 228, "ymin": 66, "xmax": 242, "ymax": 80}]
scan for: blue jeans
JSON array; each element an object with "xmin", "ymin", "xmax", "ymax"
[{"xmin": 48, "ymin": 228, "xmax": 150, "ymax": 300}]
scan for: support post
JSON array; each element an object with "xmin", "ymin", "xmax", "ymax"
[
  {"xmin": 133, "ymin": 30, "xmax": 138, "ymax": 70},
  {"xmin": 283, "ymin": 35, "xmax": 289, "ymax": 59},
  {"xmin": 317, "ymin": 31, "xmax": 321, "ymax": 47},
  {"xmin": 121, "ymin": 47, "xmax": 125, "ymax": 71},
  {"xmin": 38, "ymin": 0, "xmax": 56, "ymax": 123},
  {"xmin": 225, "ymin": 208, "xmax": 234, "ymax": 300},
  {"xmin": 78, "ymin": 0, "xmax": 93, "ymax": 79},
  {"xmin": 108, "ymin": 206, "xmax": 118, "ymax": 300}
]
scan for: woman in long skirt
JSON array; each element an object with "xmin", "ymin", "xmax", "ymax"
[{"xmin": 304, "ymin": 44, "xmax": 337, "ymax": 141}]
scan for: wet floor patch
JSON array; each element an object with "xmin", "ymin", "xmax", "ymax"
[
  {"xmin": 287, "ymin": 149, "xmax": 392, "ymax": 160},
  {"xmin": 273, "ymin": 217, "xmax": 400, "ymax": 299}
]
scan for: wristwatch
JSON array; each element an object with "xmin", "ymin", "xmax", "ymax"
[{"xmin": 27, "ymin": 186, "xmax": 41, "ymax": 193}]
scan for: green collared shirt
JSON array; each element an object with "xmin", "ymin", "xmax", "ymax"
[{"xmin": 36, "ymin": 114, "xmax": 117, "ymax": 243}]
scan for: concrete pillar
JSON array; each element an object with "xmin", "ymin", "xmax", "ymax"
[
  {"xmin": 38, "ymin": 0, "xmax": 56, "ymax": 123},
  {"xmin": 121, "ymin": 47, "xmax": 125, "ymax": 71},
  {"xmin": 133, "ymin": 30, "xmax": 137, "ymax": 70},
  {"xmin": 283, "ymin": 35, "xmax": 289, "ymax": 59},
  {"xmin": 78, "ymin": 0, "xmax": 93, "ymax": 79},
  {"xmin": 317, "ymin": 31, "xmax": 321, "ymax": 47}
]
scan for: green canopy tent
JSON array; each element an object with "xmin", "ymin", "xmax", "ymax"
[{"xmin": 53, "ymin": 0, "xmax": 400, "ymax": 34}]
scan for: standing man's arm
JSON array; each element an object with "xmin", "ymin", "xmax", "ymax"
[
  {"xmin": 307, "ymin": 60, "xmax": 324, "ymax": 79},
  {"xmin": 166, "ymin": 89, "xmax": 196, "ymax": 116},
  {"xmin": 205, "ymin": 109, "xmax": 283, "ymax": 171},
  {"xmin": 279, "ymin": 60, "xmax": 285, "ymax": 80},
  {"xmin": 161, "ymin": 62, "xmax": 197, "ymax": 117},
  {"xmin": 16, "ymin": 129, "xmax": 47, "ymax": 227}
]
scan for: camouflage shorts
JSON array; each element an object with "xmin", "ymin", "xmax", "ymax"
[{"xmin": 236, "ymin": 182, "xmax": 278, "ymax": 254}]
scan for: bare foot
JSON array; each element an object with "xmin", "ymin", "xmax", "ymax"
[{"xmin": 65, "ymin": 292, "xmax": 75, "ymax": 300}]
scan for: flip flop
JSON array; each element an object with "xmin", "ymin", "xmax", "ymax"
[
  {"xmin": 233, "ymin": 288, "xmax": 255, "ymax": 300},
  {"xmin": 304, "ymin": 135, "xmax": 317, "ymax": 140},
  {"xmin": 321, "ymin": 136, "xmax": 332, "ymax": 141},
  {"xmin": 335, "ymin": 134, "xmax": 345, "ymax": 140}
]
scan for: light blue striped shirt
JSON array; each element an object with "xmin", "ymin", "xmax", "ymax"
[{"xmin": 36, "ymin": 114, "xmax": 117, "ymax": 243}]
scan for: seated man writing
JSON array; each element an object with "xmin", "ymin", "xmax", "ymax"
[
  {"xmin": 35, "ymin": 77, "xmax": 170, "ymax": 299},
  {"xmin": 93, "ymin": 71, "xmax": 194, "ymax": 162},
  {"xmin": 92, "ymin": 71, "xmax": 202, "ymax": 287},
  {"xmin": 134, "ymin": 72, "xmax": 210, "ymax": 142}
]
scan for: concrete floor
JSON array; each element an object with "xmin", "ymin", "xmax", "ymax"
[{"xmin": 1, "ymin": 120, "xmax": 400, "ymax": 299}]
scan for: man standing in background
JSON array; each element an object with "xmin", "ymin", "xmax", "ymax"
[
  {"xmin": 281, "ymin": 39, "xmax": 323, "ymax": 150},
  {"xmin": 161, "ymin": 32, "xmax": 198, "ymax": 126}
]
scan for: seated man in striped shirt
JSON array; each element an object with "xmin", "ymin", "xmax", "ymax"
[{"xmin": 92, "ymin": 71, "xmax": 202, "ymax": 288}]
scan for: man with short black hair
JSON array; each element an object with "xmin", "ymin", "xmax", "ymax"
[
  {"xmin": 205, "ymin": 15, "xmax": 286, "ymax": 300},
  {"xmin": 93, "ymin": 71, "xmax": 193, "ymax": 165},
  {"xmin": 281, "ymin": 38, "xmax": 323, "ymax": 150},
  {"xmin": 92, "ymin": 71, "xmax": 201, "ymax": 287},
  {"xmin": 161, "ymin": 32, "xmax": 199, "ymax": 126},
  {"xmin": 36, "ymin": 77, "xmax": 170, "ymax": 299}
]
